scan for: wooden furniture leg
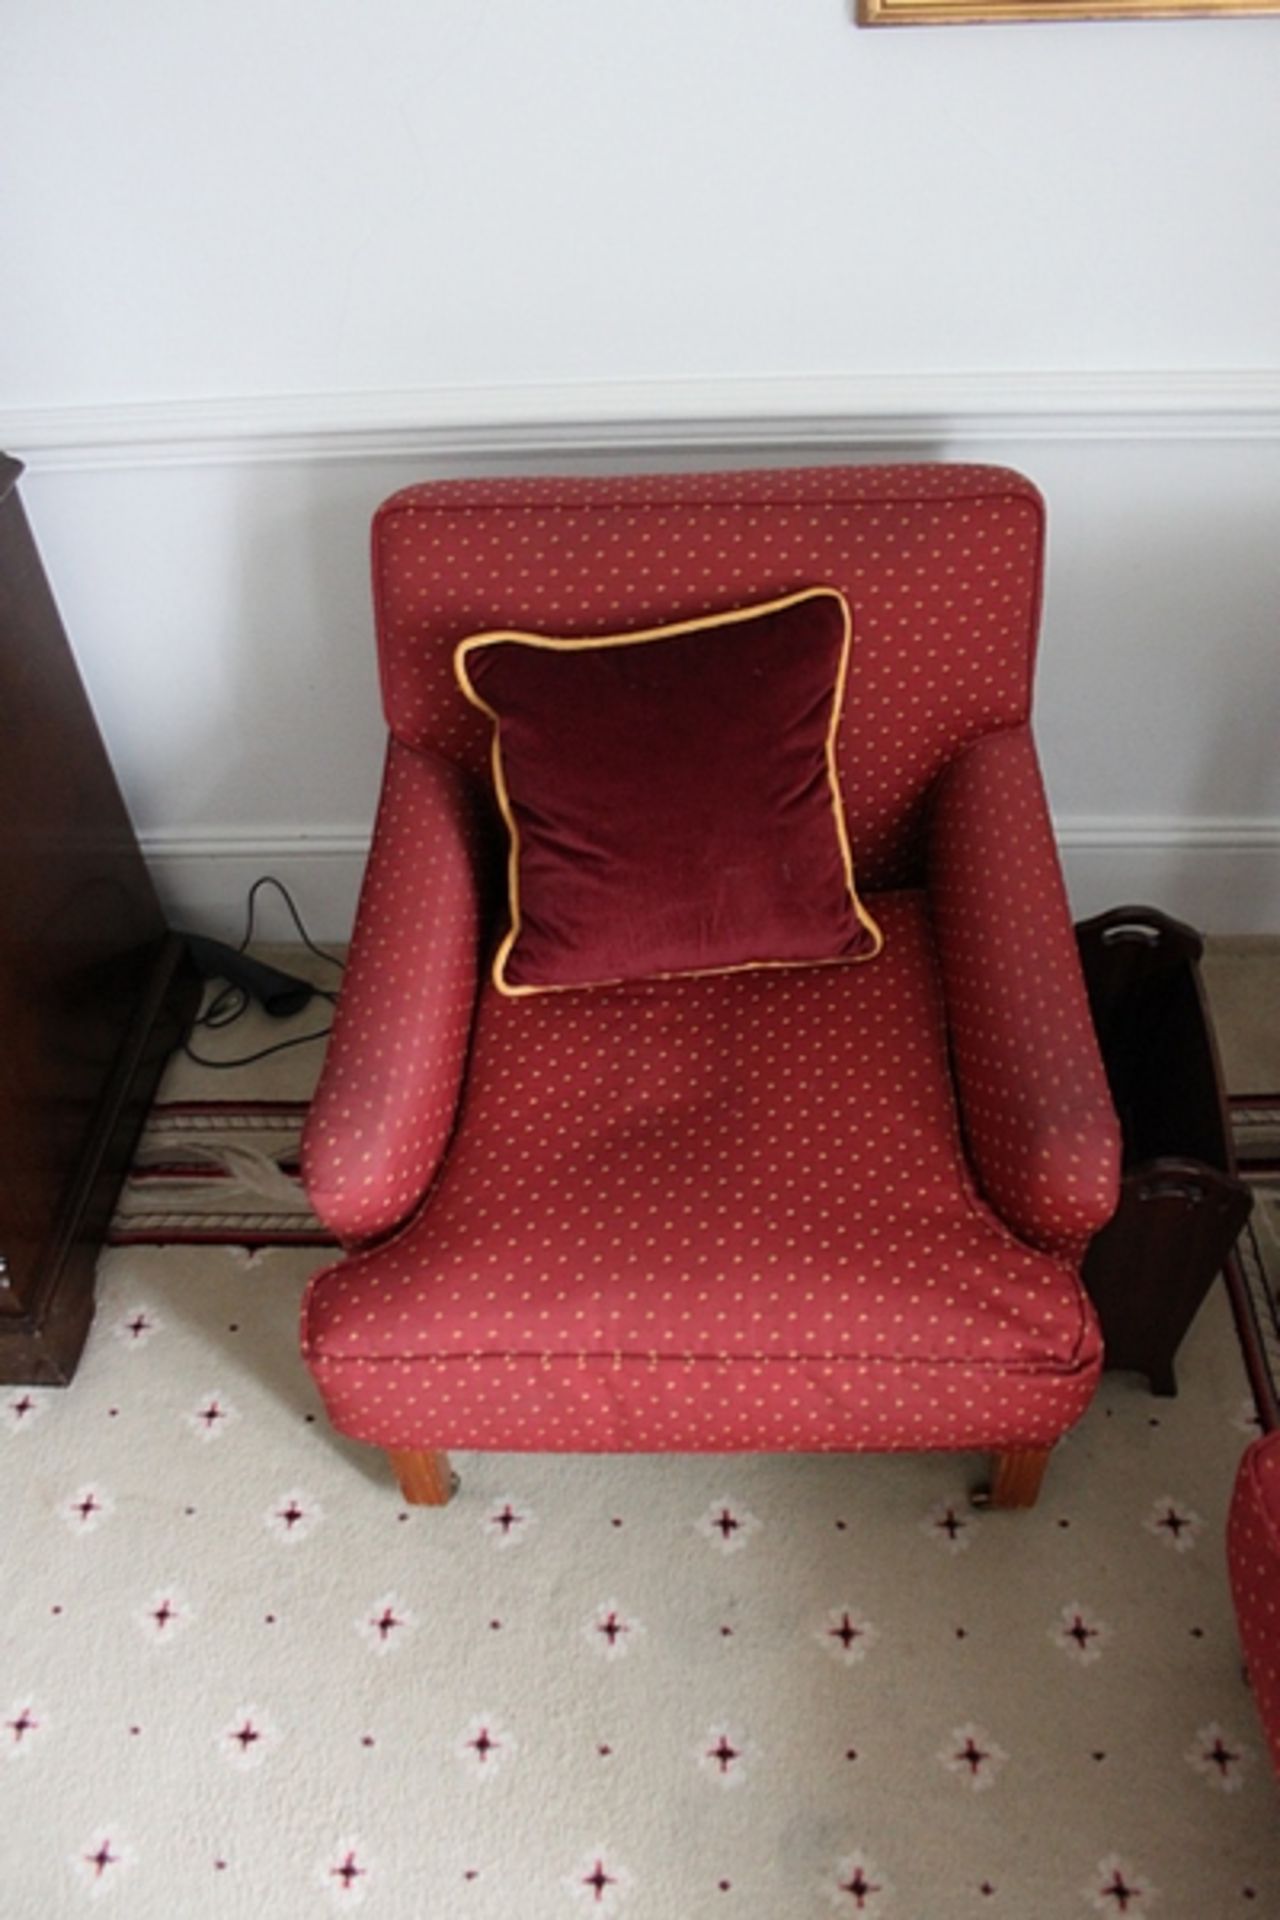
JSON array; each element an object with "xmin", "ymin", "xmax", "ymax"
[
  {"xmin": 974, "ymin": 1447, "xmax": 1052, "ymax": 1510},
  {"xmin": 387, "ymin": 1449, "xmax": 457, "ymax": 1506}
]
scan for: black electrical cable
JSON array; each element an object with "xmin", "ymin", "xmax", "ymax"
[{"xmin": 182, "ymin": 875, "xmax": 345, "ymax": 1070}]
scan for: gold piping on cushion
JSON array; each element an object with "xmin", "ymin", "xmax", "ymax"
[{"xmin": 453, "ymin": 587, "xmax": 884, "ymax": 996}]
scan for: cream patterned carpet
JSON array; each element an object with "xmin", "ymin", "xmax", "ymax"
[
  {"xmin": 5, "ymin": 1248, "xmax": 1278, "ymax": 1917},
  {"xmin": 3, "ymin": 947, "xmax": 1279, "ymax": 1917}
]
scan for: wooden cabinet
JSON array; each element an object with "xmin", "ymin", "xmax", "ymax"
[{"xmin": 0, "ymin": 453, "xmax": 198, "ymax": 1383}]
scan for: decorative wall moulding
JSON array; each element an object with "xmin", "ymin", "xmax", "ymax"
[
  {"xmin": 4, "ymin": 370, "xmax": 1280, "ymax": 472},
  {"xmin": 860, "ymin": 0, "xmax": 1280, "ymax": 23}
]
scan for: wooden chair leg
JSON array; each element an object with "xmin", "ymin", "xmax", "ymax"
[
  {"xmin": 387, "ymin": 1448, "xmax": 457, "ymax": 1506},
  {"xmin": 975, "ymin": 1447, "xmax": 1052, "ymax": 1510}
]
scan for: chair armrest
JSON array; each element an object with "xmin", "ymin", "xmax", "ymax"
[
  {"xmin": 927, "ymin": 727, "xmax": 1121, "ymax": 1257},
  {"xmin": 301, "ymin": 738, "xmax": 485, "ymax": 1247}
]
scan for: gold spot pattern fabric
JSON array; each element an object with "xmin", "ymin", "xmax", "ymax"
[
  {"xmin": 371, "ymin": 464, "xmax": 1045, "ymax": 891},
  {"xmin": 303, "ymin": 895, "xmax": 1104, "ymax": 1454},
  {"xmin": 301, "ymin": 463, "xmax": 1120, "ymax": 1470},
  {"xmin": 1228, "ymin": 1433, "xmax": 1280, "ymax": 1778},
  {"xmin": 928, "ymin": 726, "xmax": 1121, "ymax": 1258},
  {"xmin": 301, "ymin": 740, "xmax": 484, "ymax": 1249}
]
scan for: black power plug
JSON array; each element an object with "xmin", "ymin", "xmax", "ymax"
[{"xmin": 182, "ymin": 934, "xmax": 317, "ymax": 1019}]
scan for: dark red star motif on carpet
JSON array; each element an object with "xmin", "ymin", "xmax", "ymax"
[
  {"xmin": 1098, "ymin": 1868, "xmax": 1143, "ymax": 1911},
  {"xmin": 838, "ymin": 1864, "xmax": 882, "ymax": 1909},
  {"xmin": 1202, "ymin": 1732, "xmax": 1241, "ymax": 1777},
  {"xmin": 85, "ymin": 1840, "xmax": 120, "ymax": 1881},
  {"xmin": 582, "ymin": 1859, "xmax": 617, "ymax": 1903},
  {"xmin": 712, "ymin": 1508, "xmax": 741, "ymax": 1541},
  {"xmin": 491, "ymin": 1503, "xmax": 524, "ymax": 1535},
  {"xmin": 151, "ymin": 1599, "xmax": 177, "ymax": 1632},
  {"xmin": 73, "ymin": 1492, "xmax": 101, "ymax": 1523},
  {"xmin": 706, "ymin": 1734, "xmax": 741, "ymax": 1775},
  {"xmin": 197, "ymin": 1400, "xmax": 226, "ymax": 1430},
  {"xmin": 935, "ymin": 1507, "xmax": 967, "ymax": 1542},
  {"xmin": 10, "ymin": 1393, "xmax": 36, "ymax": 1422},
  {"xmin": 596, "ymin": 1610, "xmax": 629, "ymax": 1648},
  {"xmin": 829, "ymin": 1613, "xmax": 865, "ymax": 1653},
  {"xmin": 276, "ymin": 1499, "xmax": 306, "ymax": 1531},
  {"xmin": 468, "ymin": 1726, "xmax": 500, "ymax": 1764},
  {"xmin": 7, "ymin": 1708, "xmax": 37, "ymax": 1746},
  {"xmin": 955, "ymin": 1734, "xmax": 990, "ymax": 1777},
  {"xmin": 329, "ymin": 1850, "xmax": 366, "ymax": 1893},
  {"xmin": 1154, "ymin": 1506, "xmax": 1191, "ymax": 1541},
  {"xmin": 231, "ymin": 1720, "xmax": 260, "ymax": 1753},
  {"xmin": 125, "ymin": 1313, "xmax": 152, "ymax": 1340},
  {"xmin": 1065, "ymin": 1613, "xmax": 1100, "ymax": 1652}
]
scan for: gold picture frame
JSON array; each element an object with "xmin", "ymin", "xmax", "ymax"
[{"xmin": 860, "ymin": 0, "xmax": 1279, "ymax": 22}]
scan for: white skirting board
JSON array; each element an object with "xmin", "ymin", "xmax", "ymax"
[
  {"xmin": 142, "ymin": 823, "xmax": 1280, "ymax": 948},
  {"xmin": 1058, "ymin": 828, "xmax": 1280, "ymax": 937},
  {"xmin": 143, "ymin": 836, "xmax": 372, "ymax": 950}
]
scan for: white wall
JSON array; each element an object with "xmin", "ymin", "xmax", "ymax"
[{"xmin": 2, "ymin": 1, "xmax": 1278, "ymax": 937}]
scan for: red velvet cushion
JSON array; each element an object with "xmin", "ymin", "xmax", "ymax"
[{"xmin": 454, "ymin": 588, "xmax": 882, "ymax": 994}]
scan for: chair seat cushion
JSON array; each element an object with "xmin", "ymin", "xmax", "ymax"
[
  {"xmin": 1228, "ymin": 1432, "xmax": 1280, "ymax": 1778},
  {"xmin": 303, "ymin": 893, "xmax": 1101, "ymax": 1453}
]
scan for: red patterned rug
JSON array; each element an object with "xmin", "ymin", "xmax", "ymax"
[
  {"xmin": 108, "ymin": 1095, "xmax": 1280, "ymax": 1281},
  {"xmin": 1230, "ymin": 1093, "xmax": 1280, "ymax": 1420},
  {"xmin": 1235, "ymin": 1092, "xmax": 1280, "ymax": 1175},
  {"xmin": 108, "ymin": 1101, "xmax": 336, "ymax": 1249}
]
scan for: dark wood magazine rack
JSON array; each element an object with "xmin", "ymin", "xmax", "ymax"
[{"xmin": 1076, "ymin": 905, "xmax": 1253, "ymax": 1397}]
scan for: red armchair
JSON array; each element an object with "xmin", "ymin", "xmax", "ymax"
[
  {"xmin": 1229, "ymin": 1433, "xmax": 1280, "ymax": 1778},
  {"xmin": 301, "ymin": 464, "xmax": 1119, "ymax": 1508}
]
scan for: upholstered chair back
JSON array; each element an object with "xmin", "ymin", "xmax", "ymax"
[{"xmin": 371, "ymin": 464, "xmax": 1044, "ymax": 889}]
